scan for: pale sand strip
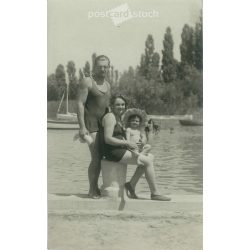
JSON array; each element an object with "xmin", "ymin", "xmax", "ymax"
[{"xmin": 48, "ymin": 194, "xmax": 202, "ymax": 250}]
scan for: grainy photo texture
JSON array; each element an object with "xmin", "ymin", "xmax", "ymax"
[{"xmin": 47, "ymin": 0, "xmax": 203, "ymax": 249}]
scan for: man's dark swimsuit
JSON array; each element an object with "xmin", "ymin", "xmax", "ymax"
[{"xmin": 84, "ymin": 78, "xmax": 110, "ymax": 133}]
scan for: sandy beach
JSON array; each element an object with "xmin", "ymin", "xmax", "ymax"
[{"xmin": 48, "ymin": 209, "xmax": 202, "ymax": 250}]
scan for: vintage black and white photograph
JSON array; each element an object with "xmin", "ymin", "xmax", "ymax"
[{"xmin": 47, "ymin": 0, "xmax": 203, "ymax": 249}]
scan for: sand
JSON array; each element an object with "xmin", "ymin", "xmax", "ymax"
[{"xmin": 48, "ymin": 210, "xmax": 202, "ymax": 250}]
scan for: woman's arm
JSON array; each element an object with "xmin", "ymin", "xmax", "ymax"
[
  {"xmin": 125, "ymin": 128, "xmax": 131, "ymax": 141},
  {"xmin": 103, "ymin": 113, "xmax": 128, "ymax": 147}
]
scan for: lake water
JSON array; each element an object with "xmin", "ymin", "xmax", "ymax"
[{"xmin": 48, "ymin": 122, "xmax": 202, "ymax": 195}]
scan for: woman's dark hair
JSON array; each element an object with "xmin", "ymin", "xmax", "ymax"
[
  {"xmin": 110, "ymin": 94, "xmax": 128, "ymax": 109},
  {"xmin": 128, "ymin": 114, "xmax": 142, "ymax": 123}
]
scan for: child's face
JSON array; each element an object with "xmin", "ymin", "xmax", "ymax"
[{"xmin": 129, "ymin": 117, "xmax": 141, "ymax": 129}]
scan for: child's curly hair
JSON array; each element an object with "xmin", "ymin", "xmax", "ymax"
[{"xmin": 123, "ymin": 108, "xmax": 148, "ymax": 128}]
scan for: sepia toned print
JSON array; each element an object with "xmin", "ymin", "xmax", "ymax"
[{"xmin": 48, "ymin": 0, "xmax": 202, "ymax": 249}]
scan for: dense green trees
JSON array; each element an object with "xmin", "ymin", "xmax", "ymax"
[
  {"xmin": 66, "ymin": 61, "xmax": 78, "ymax": 99},
  {"xmin": 91, "ymin": 53, "xmax": 97, "ymax": 71},
  {"xmin": 84, "ymin": 61, "xmax": 91, "ymax": 77},
  {"xmin": 139, "ymin": 35, "xmax": 160, "ymax": 80},
  {"xmin": 161, "ymin": 27, "xmax": 178, "ymax": 83},
  {"xmin": 54, "ymin": 64, "xmax": 66, "ymax": 99},
  {"xmin": 194, "ymin": 13, "xmax": 203, "ymax": 70},
  {"xmin": 47, "ymin": 74, "xmax": 59, "ymax": 101},
  {"xmin": 115, "ymin": 14, "xmax": 203, "ymax": 114},
  {"xmin": 180, "ymin": 24, "xmax": 195, "ymax": 66},
  {"xmin": 48, "ymin": 13, "xmax": 202, "ymax": 114}
]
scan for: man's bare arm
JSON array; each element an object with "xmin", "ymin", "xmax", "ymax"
[{"xmin": 77, "ymin": 76, "xmax": 92, "ymax": 136}]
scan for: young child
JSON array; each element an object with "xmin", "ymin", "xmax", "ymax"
[
  {"xmin": 123, "ymin": 109, "xmax": 152, "ymax": 163},
  {"xmin": 145, "ymin": 119, "xmax": 160, "ymax": 136}
]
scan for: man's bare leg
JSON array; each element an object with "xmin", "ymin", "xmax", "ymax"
[{"xmin": 87, "ymin": 132, "xmax": 101, "ymax": 198}]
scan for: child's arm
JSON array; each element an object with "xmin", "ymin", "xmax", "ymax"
[{"xmin": 140, "ymin": 131, "xmax": 148, "ymax": 145}]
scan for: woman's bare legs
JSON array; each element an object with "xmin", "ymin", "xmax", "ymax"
[
  {"xmin": 129, "ymin": 166, "xmax": 144, "ymax": 189},
  {"xmin": 119, "ymin": 151, "xmax": 160, "ymax": 195},
  {"xmin": 143, "ymin": 154, "xmax": 158, "ymax": 195}
]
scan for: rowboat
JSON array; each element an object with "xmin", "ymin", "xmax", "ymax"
[{"xmin": 179, "ymin": 119, "xmax": 203, "ymax": 126}]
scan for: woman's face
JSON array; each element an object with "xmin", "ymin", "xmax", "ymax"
[{"xmin": 113, "ymin": 97, "xmax": 126, "ymax": 116}]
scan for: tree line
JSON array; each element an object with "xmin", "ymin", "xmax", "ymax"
[{"xmin": 47, "ymin": 13, "xmax": 202, "ymax": 115}]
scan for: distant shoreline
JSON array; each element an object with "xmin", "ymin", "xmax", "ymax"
[{"xmin": 47, "ymin": 100, "xmax": 203, "ymax": 119}]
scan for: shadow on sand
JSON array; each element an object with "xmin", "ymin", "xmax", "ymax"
[
  {"xmin": 53, "ymin": 193, "xmax": 90, "ymax": 199},
  {"xmin": 52, "ymin": 193, "xmax": 149, "ymax": 200}
]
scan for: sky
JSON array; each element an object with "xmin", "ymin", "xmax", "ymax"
[{"xmin": 48, "ymin": 0, "xmax": 202, "ymax": 75}]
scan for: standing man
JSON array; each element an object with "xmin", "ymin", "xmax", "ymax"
[{"xmin": 77, "ymin": 55, "xmax": 111, "ymax": 198}]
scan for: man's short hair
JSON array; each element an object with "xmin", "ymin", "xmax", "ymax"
[{"xmin": 94, "ymin": 55, "xmax": 110, "ymax": 68}]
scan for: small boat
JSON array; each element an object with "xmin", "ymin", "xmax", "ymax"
[
  {"xmin": 56, "ymin": 77, "xmax": 77, "ymax": 121},
  {"xmin": 148, "ymin": 114, "xmax": 193, "ymax": 120},
  {"xmin": 56, "ymin": 112, "xmax": 77, "ymax": 121},
  {"xmin": 47, "ymin": 119, "xmax": 78, "ymax": 124},
  {"xmin": 47, "ymin": 120, "xmax": 79, "ymax": 130},
  {"xmin": 179, "ymin": 119, "xmax": 203, "ymax": 126},
  {"xmin": 48, "ymin": 76, "xmax": 78, "ymax": 130}
]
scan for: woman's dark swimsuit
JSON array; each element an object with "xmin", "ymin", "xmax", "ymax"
[
  {"xmin": 84, "ymin": 78, "xmax": 110, "ymax": 133},
  {"xmin": 100, "ymin": 113, "xmax": 127, "ymax": 162}
]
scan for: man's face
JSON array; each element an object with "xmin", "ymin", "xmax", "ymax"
[{"xmin": 94, "ymin": 58, "xmax": 110, "ymax": 78}]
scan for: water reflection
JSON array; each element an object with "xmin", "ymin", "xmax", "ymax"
[{"xmin": 48, "ymin": 124, "xmax": 203, "ymax": 195}]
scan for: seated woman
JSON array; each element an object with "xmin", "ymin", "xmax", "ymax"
[{"xmin": 100, "ymin": 94, "xmax": 171, "ymax": 201}]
